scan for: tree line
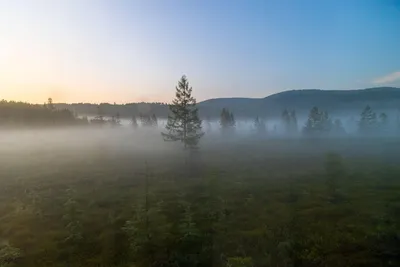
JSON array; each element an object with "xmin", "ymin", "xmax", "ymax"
[
  {"xmin": 161, "ymin": 75, "xmax": 400, "ymax": 150},
  {"xmin": 0, "ymin": 98, "xmax": 87, "ymax": 127},
  {"xmin": 0, "ymin": 77, "xmax": 397, "ymax": 138}
]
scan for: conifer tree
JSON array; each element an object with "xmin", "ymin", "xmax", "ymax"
[
  {"xmin": 151, "ymin": 114, "xmax": 158, "ymax": 127},
  {"xmin": 162, "ymin": 75, "xmax": 204, "ymax": 149},
  {"xmin": 359, "ymin": 105, "xmax": 377, "ymax": 133},
  {"xmin": 303, "ymin": 106, "xmax": 331, "ymax": 135},
  {"xmin": 281, "ymin": 109, "xmax": 291, "ymax": 133},
  {"xmin": 220, "ymin": 108, "xmax": 235, "ymax": 134},
  {"xmin": 204, "ymin": 116, "xmax": 212, "ymax": 133},
  {"xmin": 132, "ymin": 115, "xmax": 138, "ymax": 128},
  {"xmin": 110, "ymin": 112, "xmax": 121, "ymax": 127},
  {"xmin": 139, "ymin": 114, "xmax": 153, "ymax": 127},
  {"xmin": 254, "ymin": 116, "xmax": 266, "ymax": 135},
  {"xmin": 290, "ymin": 110, "xmax": 298, "ymax": 133},
  {"xmin": 47, "ymin": 97, "xmax": 55, "ymax": 111},
  {"xmin": 379, "ymin": 112, "xmax": 389, "ymax": 134},
  {"xmin": 321, "ymin": 111, "xmax": 332, "ymax": 132}
]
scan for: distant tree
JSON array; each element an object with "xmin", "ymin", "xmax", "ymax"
[
  {"xmin": 162, "ymin": 75, "xmax": 204, "ymax": 149},
  {"xmin": 380, "ymin": 112, "xmax": 388, "ymax": 125},
  {"xmin": 281, "ymin": 109, "xmax": 291, "ymax": 133},
  {"xmin": 116, "ymin": 112, "xmax": 121, "ymax": 124},
  {"xmin": 139, "ymin": 113, "xmax": 153, "ymax": 127},
  {"xmin": 204, "ymin": 116, "xmax": 212, "ymax": 133},
  {"xmin": 91, "ymin": 105, "xmax": 106, "ymax": 125},
  {"xmin": 254, "ymin": 116, "xmax": 266, "ymax": 135},
  {"xmin": 110, "ymin": 112, "xmax": 121, "ymax": 127},
  {"xmin": 359, "ymin": 105, "xmax": 377, "ymax": 134},
  {"xmin": 47, "ymin": 97, "xmax": 55, "ymax": 111},
  {"xmin": 378, "ymin": 112, "xmax": 389, "ymax": 134},
  {"xmin": 220, "ymin": 108, "xmax": 235, "ymax": 135},
  {"xmin": 132, "ymin": 115, "xmax": 138, "ymax": 128},
  {"xmin": 290, "ymin": 110, "xmax": 298, "ymax": 134},
  {"xmin": 321, "ymin": 111, "xmax": 332, "ymax": 132},
  {"xmin": 151, "ymin": 114, "xmax": 158, "ymax": 127},
  {"xmin": 303, "ymin": 107, "xmax": 331, "ymax": 136}
]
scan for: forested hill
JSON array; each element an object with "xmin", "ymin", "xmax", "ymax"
[{"xmin": 55, "ymin": 87, "xmax": 400, "ymax": 119}]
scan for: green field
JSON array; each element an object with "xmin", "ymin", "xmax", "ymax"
[{"xmin": 1, "ymin": 133, "xmax": 400, "ymax": 267}]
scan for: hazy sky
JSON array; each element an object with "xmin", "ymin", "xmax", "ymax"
[{"xmin": 0, "ymin": 0, "xmax": 399, "ymax": 104}]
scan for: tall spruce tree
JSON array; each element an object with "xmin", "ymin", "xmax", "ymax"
[{"xmin": 162, "ymin": 75, "xmax": 204, "ymax": 149}]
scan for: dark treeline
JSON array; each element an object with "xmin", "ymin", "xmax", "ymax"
[{"xmin": 0, "ymin": 98, "xmax": 88, "ymax": 127}]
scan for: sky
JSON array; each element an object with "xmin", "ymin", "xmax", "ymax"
[{"xmin": 0, "ymin": 0, "xmax": 399, "ymax": 104}]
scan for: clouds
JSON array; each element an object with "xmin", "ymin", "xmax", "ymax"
[{"xmin": 372, "ymin": 71, "xmax": 400, "ymax": 85}]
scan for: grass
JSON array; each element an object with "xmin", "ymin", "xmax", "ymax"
[{"xmin": 0, "ymin": 137, "xmax": 400, "ymax": 266}]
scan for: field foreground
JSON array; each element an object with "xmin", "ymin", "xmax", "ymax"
[{"xmin": 0, "ymin": 131, "xmax": 400, "ymax": 267}]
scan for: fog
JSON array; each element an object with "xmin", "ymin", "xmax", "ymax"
[{"xmin": 1, "ymin": 115, "xmax": 399, "ymax": 166}]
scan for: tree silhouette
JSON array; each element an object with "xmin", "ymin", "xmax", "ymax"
[
  {"xmin": 220, "ymin": 108, "xmax": 235, "ymax": 135},
  {"xmin": 151, "ymin": 114, "xmax": 158, "ymax": 127},
  {"xmin": 254, "ymin": 116, "xmax": 266, "ymax": 135},
  {"xmin": 359, "ymin": 105, "xmax": 377, "ymax": 134},
  {"xmin": 281, "ymin": 109, "xmax": 291, "ymax": 133},
  {"xmin": 303, "ymin": 107, "xmax": 331, "ymax": 136},
  {"xmin": 290, "ymin": 110, "xmax": 298, "ymax": 134},
  {"xmin": 162, "ymin": 75, "xmax": 204, "ymax": 149},
  {"xmin": 132, "ymin": 115, "xmax": 138, "ymax": 128}
]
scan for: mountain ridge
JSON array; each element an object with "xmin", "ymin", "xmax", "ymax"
[{"xmin": 54, "ymin": 87, "xmax": 400, "ymax": 119}]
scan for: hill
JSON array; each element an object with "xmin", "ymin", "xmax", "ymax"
[
  {"xmin": 55, "ymin": 87, "xmax": 400, "ymax": 119},
  {"xmin": 198, "ymin": 87, "xmax": 400, "ymax": 118}
]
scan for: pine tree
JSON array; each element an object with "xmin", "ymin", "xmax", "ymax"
[
  {"xmin": 132, "ymin": 115, "xmax": 138, "ymax": 128},
  {"xmin": 110, "ymin": 112, "xmax": 121, "ymax": 127},
  {"xmin": 281, "ymin": 109, "xmax": 291, "ymax": 133},
  {"xmin": 204, "ymin": 116, "xmax": 212, "ymax": 133},
  {"xmin": 378, "ymin": 112, "xmax": 389, "ymax": 134},
  {"xmin": 139, "ymin": 113, "xmax": 153, "ymax": 127},
  {"xmin": 254, "ymin": 116, "xmax": 266, "ymax": 135},
  {"xmin": 220, "ymin": 108, "xmax": 235, "ymax": 135},
  {"xmin": 116, "ymin": 112, "xmax": 121, "ymax": 125},
  {"xmin": 303, "ymin": 106, "xmax": 331, "ymax": 135},
  {"xmin": 47, "ymin": 97, "xmax": 55, "ymax": 111},
  {"xmin": 359, "ymin": 105, "xmax": 377, "ymax": 134},
  {"xmin": 321, "ymin": 111, "xmax": 332, "ymax": 132},
  {"xmin": 151, "ymin": 114, "xmax": 158, "ymax": 127},
  {"xmin": 162, "ymin": 75, "xmax": 204, "ymax": 149},
  {"xmin": 290, "ymin": 110, "xmax": 298, "ymax": 133}
]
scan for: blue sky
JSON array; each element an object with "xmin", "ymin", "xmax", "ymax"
[{"xmin": 0, "ymin": 0, "xmax": 399, "ymax": 103}]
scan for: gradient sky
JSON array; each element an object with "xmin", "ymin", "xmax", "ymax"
[{"xmin": 0, "ymin": 0, "xmax": 400, "ymax": 103}]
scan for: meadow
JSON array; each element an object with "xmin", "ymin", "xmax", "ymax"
[{"xmin": 0, "ymin": 128, "xmax": 399, "ymax": 267}]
